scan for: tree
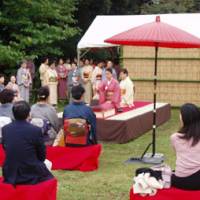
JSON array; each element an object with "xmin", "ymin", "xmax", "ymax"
[
  {"xmin": 0, "ymin": 0, "xmax": 79, "ymax": 69},
  {"xmin": 76, "ymin": 0, "xmax": 145, "ymax": 33},
  {"xmin": 74, "ymin": 0, "xmax": 145, "ymax": 61},
  {"xmin": 109, "ymin": 0, "xmax": 143, "ymax": 15},
  {"xmin": 141, "ymin": 0, "xmax": 196, "ymax": 14},
  {"xmin": 75, "ymin": 0, "xmax": 111, "ymax": 31}
]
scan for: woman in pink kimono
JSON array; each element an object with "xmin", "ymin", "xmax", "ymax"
[
  {"xmin": 56, "ymin": 58, "xmax": 68, "ymax": 100},
  {"xmin": 98, "ymin": 68, "xmax": 121, "ymax": 111}
]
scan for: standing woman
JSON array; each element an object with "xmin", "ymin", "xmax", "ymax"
[
  {"xmin": 64, "ymin": 58, "xmax": 71, "ymax": 71},
  {"xmin": 44, "ymin": 60, "xmax": 58, "ymax": 106},
  {"xmin": 81, "ymin": 59, "xmax": 93, "ymax": 104},
  {"xmin": 39, "ymin": 57, "xmax": 49, "ymax": 86},
  {"xmin": 17, "ymin": 60, "xmax": 32, "ymax": 102},
  {"xmin": 0, "ymin": 74, "xmax": 5, "ymax": 92},
  {"xmin": 92, "ymin": 61, "xmax": 103, "ymax": 100},
  {"xmin": 6, "ymin": 75, "xmax": 21, "ymax": 101},
  {"xmin": 56, "ymin": 58, "xmax": 68, "ymax": 100},
  {"xmin": 171, "ymin": 103, "xmax": 200, "ymax": 190}
]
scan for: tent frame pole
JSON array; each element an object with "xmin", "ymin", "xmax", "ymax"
[
  {"xmin": 77, "ymin": 48, "xmax": 91, "ymax": 67},
  {"xmin": 77, "ymin": 49, "xmax": 81, "ymax": 67}
]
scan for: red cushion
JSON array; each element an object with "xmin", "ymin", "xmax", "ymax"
[
  {"xmin": 130, "ymin": 187, "xmax": 200, "ymax": 200},
  {"xmin": 0, "ymin": 144, "xmax": 5, "ymax": 166},
  {"xmin": 0, "ymin": 144, "xmax": 102, "ymax": 172},
  {"xmin": 0, "ymin": 177, "xmax": 57, "ymax": 200},
  {"xmin": 47, "ymin": 144, "xmax": 102, "ymax": 171}
]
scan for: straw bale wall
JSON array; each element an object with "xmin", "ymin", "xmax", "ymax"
[{"xmin": 122, "ymin": 46, "xmax": 200, "ymax": 106}]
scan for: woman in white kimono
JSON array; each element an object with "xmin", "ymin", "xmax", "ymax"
[
  {"xmin": 81, "ymin": 59, "xmax": 93, "ymax": 104},
  {"xmin": 44, "ymin": 60, "xmax": 58, "ymax": 106},
  {"xmin": 119, "ymin": 69, "xmax": 134, "ymax": 107}
]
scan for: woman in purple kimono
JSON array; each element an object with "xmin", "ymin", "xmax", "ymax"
[{"xmin": 56, "ymin": 58, "xmax": 68, "ymax": 100}]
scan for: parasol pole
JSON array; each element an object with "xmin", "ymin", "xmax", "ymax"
[
  {"xmin": 152, "ymin": 45, "xmax": 158, "ymax": 155},
  {"xmin": 126, "ymin": 45, "xmax": 164, "ymax": 164}
]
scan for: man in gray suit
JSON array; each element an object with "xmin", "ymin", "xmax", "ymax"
[{"xmin": 67, "ymin": 62, "xmax": 82, "ymax": 102}]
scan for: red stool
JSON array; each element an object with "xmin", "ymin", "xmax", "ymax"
[
  {"xmin": 0, "ymin": 144, "xmax": 102, "ymax": 172},
  {"xmin": 47, "ymin": 144, "xmax": 102, "ymax": 171},
  {"xmin": 0, "ymin": 178, "xmax": 57, "ymax": 200},
  {"xmin": 0, "ymin": 144, "xmax": 5, "ymax": 166},
  {"xmin": 130, "ymin": 187, "xmax": 200, "ymax": 200}
]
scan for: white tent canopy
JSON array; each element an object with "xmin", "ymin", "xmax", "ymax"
[{"xmin": 77, "ymin": 13, "xmax": 200, "ymax": 50}]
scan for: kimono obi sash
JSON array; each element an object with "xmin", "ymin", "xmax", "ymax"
[
  {"xmin": 59, "ymin": 72, "xmax": 67, "ymax": 78},
  {"xmin": 49, "ymin": 77, "xmax": 57, "ymax": 82},
  {"xmin": 105, "ymin": 91, "xmax": 114, "ymax": 101},
  {"xmin": 64, "ymin": 118, "xmax": 89, "ymax": 146},
  {"xmin": 83, "ymin": 72, "xmax": 89, "ymax": 79},
  {"xmin": 121, "ymin": 89, "xmax": 126, "ymax": 95},
  {"xmin": 59, "ymin": 74, "xmax": 66, "ymax": 79},
  {"xmin": 48, "ymin": 70, "xmax": 57, "ymax": 82},
  {"xmin": 21, "ymin": 69, "xmax": 30, "ymax": 86},
  {"xmin": 96, "ymin": 74, "xmax": 102, "ymax": 80},
  {"xmin": 58, "ymin": 66, "xmax": 67, "ymax": 78}
]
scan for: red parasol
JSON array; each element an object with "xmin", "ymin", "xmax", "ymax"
[
  {"xmin": 105, "ymin": 16, "xmax": 200, "ymax": 164},
  {"xmin": 105, "ymin": 16, "xmax": 200, "ymax": 48}
]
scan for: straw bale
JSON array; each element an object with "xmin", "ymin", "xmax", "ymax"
[
  {"xmin": 123, "ymin": 46, "xmax": 200, "ymax": 106},
  {"xmin": 124, "ymin": 59, "xmax": 200, "ymax": 81},
  {"xmin": 133, "ymin": 81, "xmax": 200, "ymax": 106},
  {"xmin": 123, "ymin": 46, "xmax": 200, "ymax": 58}
]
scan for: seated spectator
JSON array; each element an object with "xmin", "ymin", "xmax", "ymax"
[
  {"xmin": 0, "ymin": 89, "xmax": 15, "ymax": 120},
  {"xmin": 170, "ymin": 103, "xmax": 200, "ymax": 190},
  {"xmin": 2, "ymin": 101, "xmax": 53, "ymax": 185},
  {"xmin": 0, "ymin": 74, "xmax": 5, "ymax": 92},
  {"xmin": 30, "ymin": 86, "xmax": 60, "ymax": 145},
  {"xmin": 63, "ymin": 85, "xmax": 97, "ymax": 145}
]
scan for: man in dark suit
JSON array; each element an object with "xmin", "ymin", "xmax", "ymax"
[{"xmin": 2, "ymin": 101, "xmax": 53, "ymax": 185}]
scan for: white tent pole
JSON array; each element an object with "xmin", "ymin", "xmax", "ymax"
[
  {"xmin": 77, "ymin": 48, "xmax": 81, "ymax": 67},
  {"xmin": 77, "ymin": 48, "xmax": 91, "ymax": 67},
  {"xmin": 81, "ymin": 48, "xmax": 91, "ymax": 58}
]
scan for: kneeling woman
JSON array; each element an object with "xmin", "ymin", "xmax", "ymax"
[
  {"xmin": 171, "ymin": 103, "xmax": 200, "ymax": 190},
  {"xmin": 30, "ymin": 86, "xmax": 60, "ymax": 145}
]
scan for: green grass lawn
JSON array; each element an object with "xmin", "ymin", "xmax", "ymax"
[{"xmin": 53, "ymin": 108, "xmax": 180, "ymax": 200}]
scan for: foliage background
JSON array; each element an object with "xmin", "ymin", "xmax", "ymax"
[{"xmin": 1, "ymin": 0, "xmax": 200, "ymax": 72}]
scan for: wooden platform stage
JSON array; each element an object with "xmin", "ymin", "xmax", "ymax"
[{"xmin": 96, "ymin": 101, "xmax": 171, "ymax": 144}]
